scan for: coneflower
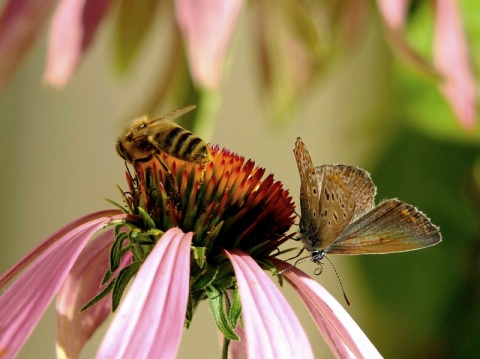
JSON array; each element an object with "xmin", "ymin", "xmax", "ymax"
[{"xmin": 0, "ymin": 146, "xmax": 380, "ymax": 358}]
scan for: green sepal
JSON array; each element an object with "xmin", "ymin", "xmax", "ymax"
[
  {"xmin": 110, "ymin": 231, "xmax": 129, "ymax": 272},
  {"xmin": 112, "ymin": 262, "xmax": 142, "ymax": 311},
  {"xmin": 101, "ymin": 265, "xmax": 114, "ymax": 285},
  {"xmin": 228, "ymin": 288, "xmax": 242, "ymax": 329},
  {"xmin": 207, "ymin": 286, "xmax": 240, "ymax": 341},
  {"xmin": 259, "ymin": 259, "xmax": 284, "ymax": 286},
  {"xmin": 137, "ymin": 207, "xmax": 157, "ymax": 229},
  {"xmin": 192, "ymin": 264, "xmax": 218, "ymax": 290},
  {"xmin": 81, "ymin": 278, "xmax": 117, "ymax": 312},
  {"xmin": 192, "ymin": 246, "xmax": 207, "ymax": 269},
  {"xmin": 129, "ymin": 229, "xmax": 158, "ymax": 245},
  {"xmin": 211, "ymin": 261, "xmax": 235, "ymax": 290},
  {"xmin": 116, "ymin": 184, "xmax": 134, "ymax": 214},
  {"xmin": 104, "ymin": 198, "xmax": 128, "ymax": 213}
]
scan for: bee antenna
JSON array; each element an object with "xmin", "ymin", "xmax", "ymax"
[{"xmin": 324, "ymin": 256, "xmax": 350, "ymax": 306}]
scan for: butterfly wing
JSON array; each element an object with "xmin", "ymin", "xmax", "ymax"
[
  {"xmin": 294, "ymin": 137, "xmax": 323, "ymax": 250},
  {"xmin": 327, "ymin": 199, "xmax": 441, "ymax": 254},
  {"xmin": 315, "ymin": 165, "xmax": 357, "ymax": 249},
  {"xmin": 334, "ymin": 165, "xmax": 376, "ymax": 221}
]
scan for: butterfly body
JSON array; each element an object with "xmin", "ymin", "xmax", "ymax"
[{"xmin": 294, "ymin": 137, "xmax": 441, "ymax": 259}]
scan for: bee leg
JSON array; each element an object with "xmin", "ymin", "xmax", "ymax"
[
  {"xmin": 124, "ymin": 161, "xmax": 140, "ymax": 188},
  {"xmin": 154, "ymin": 154, "xmax": 180, "ymax": 199}
]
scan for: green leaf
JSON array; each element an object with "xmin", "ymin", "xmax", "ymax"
[
  {"xmin": 112, "ymin": 262, "xmax": 142, "ymax": 311},
  {"xmin": 114, "ymin": 0, "xmax": 158, "ymax": 73},
  {"xmin": 207, "ymin": 286, "xmax": 240, "ymax": 341}
]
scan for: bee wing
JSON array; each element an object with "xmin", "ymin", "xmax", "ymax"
[
  {"xmin": 327, "ymin": 199, "xmax": 441, "ymax": 254},
  {"xmin": 149, "ymin": 105, "xmax": 196, "ymax": 124}
]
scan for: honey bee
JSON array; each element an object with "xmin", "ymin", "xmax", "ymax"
[{"xmin": 116, "ymin": 105, "xmax": 212, "ymax": 165}]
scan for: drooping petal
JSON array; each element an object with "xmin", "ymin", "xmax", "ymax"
[
  {"xmin": 175, "ymin": 0, "xmax": 243, "ymax": 89},
  {"xmin": 96, "ymin": 228, "xmax": 192, "ymax": 359},
  {"xmin": 377, "ymin": 0, "xmax": 440, "ymax": 81},
  {"xmin": 225, "ymin": 249, "xmax": 314, "ymax": 359},
  {"xmin": 377, "ymin": 0, "xmax": 408, "ymax": 30},
  {"xmin": 0, "ymin": 0, "xmax": 57, "ymax": 90},
  {"xmin": 0, "ymin": 216, "xmax": 117, "ymax": 359},
  {"xmin": 43, "ymin": 0, "xmax": 113, "ymax": 86},
  {"xmin": 434, "ymin": 0, "xmax": 477, "ymax": 128},
  {"xmin": 56, "ymin": 230, "xmax": 132, "ymax": 359},
  {"xmin": 274, "ymin": 260, "xmax": 382, "ymax": 359},
  {"xmin": 0, "ymin": 210, "xmax": 123, "ymax": 289}
]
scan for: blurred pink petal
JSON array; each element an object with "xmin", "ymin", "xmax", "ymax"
[
  {"xmin": 0, "ymin": 215, "xmax": 120, "ymax": 359},
  {"xmin": 229, "ymin": 323, "xmax": 247, "ymax": 359},
  {"xmin": 44, "ymin": 0, "xmax": 113, "ymax": 86},
  {"xmin": 175, "ymin": 0, "xmax": 243, "ymax": 89},
  {"xmin": 96, "ymin": 228, "xmax": 192, "ymax": 359},
  {"xmin": 0, "ymin": 0, "xmax": 57, "ymax": 90},
  {"xmin": 225, "ymin": 249, "xmax": 314, "ymax": 359},
  {"xmin": 274, "ymin": 260, "xmax": 382, "ymax": 359},
  {"xmin": 0, "ymin": 210, "xmax": 122, "ymax": 290},
  {"xmin": 434, "ymin": 0, "xmax": 477, "ymax": 128},
  {"xmin": 377, "ymin": 0, "xmax": 408, "ymax": 30},
  {"xmin": 56, "ymin": 230, "xmax": 132, "ymax": 359}
]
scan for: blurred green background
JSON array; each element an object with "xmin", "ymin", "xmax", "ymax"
[{"xmin": 0, "ymin": 1, "xmax": 479, "ymax": 358}]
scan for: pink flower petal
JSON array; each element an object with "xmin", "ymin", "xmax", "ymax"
[
  {"xmin": 96, "ymin": 228, "xmax": 192, "ymax": 359},
  {"xmin": 0, "ymin": 0, "xmax": 57, "ymax": 90},
  {"xmin": 0, "ymin": 210, "xmax": 123, "ymax": 289},
  {"xmin": 225, "ymin": 249, "xmax": 314, "ymax": 359},
  {"xmin": 56, "ymin": 230, "xmax": 132, "ymax": 359},
  {"xmin": 434, "ymin": 0, "xmax": 477, "ymax": 128},
  {"xmin": 273, "ymin": 260, "xmax": 382, "ymax": 359},
  {"xmin": 43, "ymin": 0, "xmax": 113, "ymax": 86},
  {"xmin": 175, "ymin": 0, "xmax": 243, "ymax": 89},
  {"xmin": 377, "ymin": 0, "xmax": 408, "ymax": 30},
  {"xmin": 0, "ymin": 216, "xmax": 116, "ymax": 359}
]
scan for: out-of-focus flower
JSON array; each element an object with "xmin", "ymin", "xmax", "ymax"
[
  {"xmin": 0, "ymin": 145, "xmax": 382, "ymax": 358},
  {"xmin": 378, "ymin": 0, "xmax": 477, "ymax": 129},
  {"xmin": 0, "ymin": 0, "xmax": 475, "ymax": 127}
]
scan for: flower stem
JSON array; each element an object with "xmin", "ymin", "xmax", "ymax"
[{"xmin": 222, "ymin": 336, "xmax": 230, "ymax": 359}]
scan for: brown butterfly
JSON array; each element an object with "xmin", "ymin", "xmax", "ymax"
[{"xmin": 294, "ymin": 137, "xmax": 441, "ymax": 263}]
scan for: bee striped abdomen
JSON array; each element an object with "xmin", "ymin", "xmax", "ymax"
[
  {"xmin": 153, "ymin": 125, "xmax": 211, "ymax": 164},
  {"xmin": 117, "ymin": 105, "xmax": 212, "ymax": 165}
]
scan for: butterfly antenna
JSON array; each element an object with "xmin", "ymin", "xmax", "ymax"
[
  {"xmin": 324, "ymin": 256, "xmax": 350, "ymax": 306},
  {"xmin": 277, "ymin": 253, "xmax": 312, "ymax": 275}
]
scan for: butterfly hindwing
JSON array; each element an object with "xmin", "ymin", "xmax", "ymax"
[
  {"xmin": 328, "ymin": 199, "xmax": 441, "ymax": 254},
  {"xmin": 316, "ymin": 165, "xmax": 356, "ymax": 248}
]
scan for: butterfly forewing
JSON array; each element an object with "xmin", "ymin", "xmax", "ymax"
[
  {"xmin": 316, "ymin": 165, "xmax": 356, "ymax": 248},
  {"xmin": 294, "ymin": 137, "xmax": 320, "ymax": 244},
  {"xmin": 328, "ymin": 199, "xmax": 442, "ymax": 254}
]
